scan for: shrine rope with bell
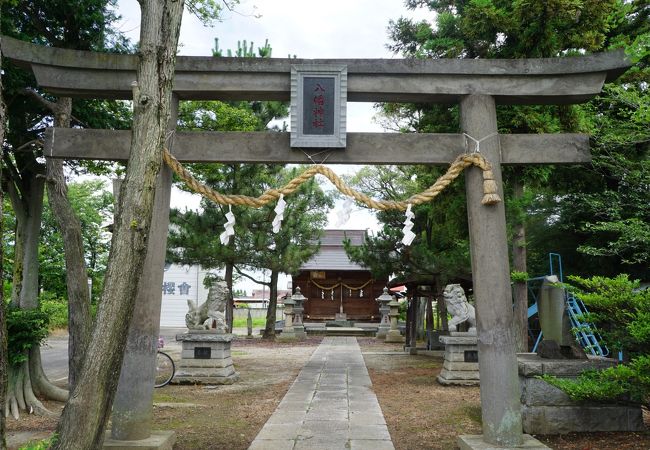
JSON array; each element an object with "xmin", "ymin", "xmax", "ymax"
[{"xmin": 162, "ymin": 149, "xmax": 501, "ymax": 211}]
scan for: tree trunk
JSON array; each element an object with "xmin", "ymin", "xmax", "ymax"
[
  {"xmin": 45, "ymin": 96, "xmax": 92, "ymax": 390},
  {"xmin": 18, "ymin": 178, "xmax": 43, "ymax": 310},
  {"xmin": 512, "ymin": 174, "xmax": 529, "ymax": 352},
  {"xmin": 417, "ymin": 297, "xmax": 426, "ymax": 340},
  {"xmin": 0, "ymin": 46, "xmax": 7, "ymax": 448},
  {"xmin": 436, "ymin": 280, "xmax": 448, "ymax": 332},
  {"xmin": 263, "ymin": 271, "xmax": 279, "ymax": 339},
  {"xmin": 6, "ymin": 175, "xmax": 44, "ymax": 310},
  {"xmin": 8, "ymin": 183, "xmax": 23, "ymax": 308},
  {"xmin": 4, "ymin": 170, "xmax": 65, "ymax": 418},
  {"xmin": 426, "ymin": 295, "xmax": 433, "ymax": 349},
  {"xmin": 225, "ymin": 262, "xmax": 234, "ymax": 333},
  {"xmin": 29, "ymin": 346, "xmax": 67, "ymax": 402},
  {"xmin": 53, "ymin": 0, "xmax": 184, "ymax": 447}
]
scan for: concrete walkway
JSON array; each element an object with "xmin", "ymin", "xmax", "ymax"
[{"xmin": 249, "ymin": 336, "xmax": 395, "ymax": 450}]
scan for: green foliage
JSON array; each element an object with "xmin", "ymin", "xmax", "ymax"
[
  {"xmin": 6, "ymin": 305, "xmax": 50, "ymax": 366},
  {"xmin": 386, "ymin": 0, "xmax": 650, "ymax": 282},
  {"xmin": 399, "ymin": 300, "xmax": 408, "ymax": 322},
  {"xmin": 39, "ymin": 292, "xmax": 68, "ymax": 330},
  {"xmin": 39, "ymin": 180, "xmax": 113, "ymax": 299},
  {"xmin": 18, "ymin": 434, "xmax": 57, "ymax": 450},
  {"xmin": 541, "ymin": 275, "xmax": 650, "ymax": 408},
  {"xmin": 510, "ymin": 271, "xmax": 529, "ymax": 283},
  {"xmin": 213, "ymin": 38, "xmax": 272, "ymax": 58},
  {"xmin": 344, "ymin": 164, "xmax": 471, "ymax": 287},
  {"xmin": 186, "ymin": 0, "xmax": 241, "ymax": 27},
  {"xmin": 566, "ymin": 274, "xmax": 649, "ymax": 358},
  {"xmin": 541, "ymin": 355, "xmax": 650, "ymax": 406}
]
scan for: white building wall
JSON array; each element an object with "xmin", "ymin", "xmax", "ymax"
[{"xmin": 160, "ymin": 264, "xmax": 211, "ymax": 327}]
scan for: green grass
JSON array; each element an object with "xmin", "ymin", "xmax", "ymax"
[
  {"xmin": 232, "ymin": 317, "xmax": 267, "ymax": 328},
  {"xmin": 19, "ymin": 435, "xmax": 57, "ymax": 450}
]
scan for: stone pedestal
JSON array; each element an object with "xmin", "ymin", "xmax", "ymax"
[
  {"xmin": 458, "ymin": 434, "xmax": 550, "ymax": 449},
  {"xmin": 103, "ymin": 430, "xmax": 176, "ymax": 450},
  {"xmin": 437, "ymin": 333, "xmax": 480, "ymax": 386},
  {"xmin": 173, "ymin": 332, "xmax": 239, "ymax": 384},
  {"xmin": 384, "ymin": 328, "xmax": 404, "ymax": 343},
  {"xmin": 518, "ymin": 353, "xmax": 644, "ymax": 434}
]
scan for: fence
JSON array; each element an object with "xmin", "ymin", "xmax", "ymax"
[{"xmin": 233, "ymin": 307, "xmax": 284, "ymax": 320}]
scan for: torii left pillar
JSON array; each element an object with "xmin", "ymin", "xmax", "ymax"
[{"xmin": 105, "ymin": 96, "xmax": 179, "ymax": 449}]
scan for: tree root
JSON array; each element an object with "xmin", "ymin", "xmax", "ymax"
[
  {"xmin": 30, "ymin": 346, "xmax": 68, "ymax": 402},
  {"xmin": 4, "ymin": 350, "xmax": 66, "ymax": 419}
]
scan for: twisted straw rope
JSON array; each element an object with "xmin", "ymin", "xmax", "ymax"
[
  {"xmin": 162, "ymin": 149, "xmax": 501, "ymax": 212},
  {"xmin": 310, "ymin": 278, "xmax": 374, "ymax": 291}
]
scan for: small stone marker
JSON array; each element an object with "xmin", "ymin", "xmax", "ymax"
[
  {"xmin": 246, "ymin": 309, "xmax": 253, "ymax": 338},
  {"xmin": 292, "ymin": 288, "xmax": 307, "ymax": 339},
  {"xmin": 277, "ymin": 295, "xmax": 296, "ymax": 341},
  {"xmin": 384, "ymin": 297, "xmax": 404, "ymax": 343},
  {"xmin": 375, "ymin": 288, "xmax": 393, "ymax": 339},
  {"xmin": 537, "ymin": 276, "xmax": 587, "ymax": 359}
]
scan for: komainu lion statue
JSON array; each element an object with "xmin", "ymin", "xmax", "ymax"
[
  {"xmin": 185, "ymin": 281, "xmax": 229, "ymax": 333},
  {"xmin": 443, "ymin": 284, "xmax": 476, "ymax": 333}
]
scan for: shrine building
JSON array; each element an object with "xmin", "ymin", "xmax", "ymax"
[{"xmin": 292, "ymin": 230, "xmax": 387, "ymax": 322}]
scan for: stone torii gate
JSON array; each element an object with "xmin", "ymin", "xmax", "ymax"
[{"xmin": 1, "ymin": 36, "xmax": 629, "ymax": 449}]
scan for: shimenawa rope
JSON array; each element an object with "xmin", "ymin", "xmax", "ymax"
[{"xmin": 162, "ymin": 149, "xmax": 501, "ymax": 211}]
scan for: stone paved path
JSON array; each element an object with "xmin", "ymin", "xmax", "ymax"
[{"xmin": 248, "ymin": 336, "xmax": 395, "ymax": 450}]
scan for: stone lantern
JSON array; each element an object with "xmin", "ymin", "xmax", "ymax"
[
  {"xmin": 375, "ymin": 287, "xmax": 393, "ymax": 339},
  {"xmin": 291, "ymin": 287, "xmax": 307, "ymax": 340},
  {"xmin": 278, "ymin": 295, "xmax": 296, "ymax": 341},
  {"xmin": 385, "ymin": 297, "xmax": 404, "ymax": 343}
]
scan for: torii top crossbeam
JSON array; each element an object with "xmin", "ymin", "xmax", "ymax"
[{"xmin": 2, "ymin": 35, "xmax": 629, "ymax": 104}]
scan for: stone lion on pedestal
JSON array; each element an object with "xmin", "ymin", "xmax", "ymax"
[
  {"xmin": 443, "ymin": 284, "xmax": 476, "ymax": 333},
  {"xmin": 185, "ymin": 281, "xmax": 229, "ymax": 333}
]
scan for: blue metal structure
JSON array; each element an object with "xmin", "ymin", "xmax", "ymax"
[{"xmin": 527, "ymin": 253, "xmax": 609, "ymax": 356}]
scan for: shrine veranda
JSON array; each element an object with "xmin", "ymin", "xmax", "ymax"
[{"xmin": 0, "ymin": 35, "xmax": 630, "ymax": 448}]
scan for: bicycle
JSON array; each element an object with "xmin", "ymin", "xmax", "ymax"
[{"xmin": 155, "ymin": 337, "xmax": 175, "ymax": 388}]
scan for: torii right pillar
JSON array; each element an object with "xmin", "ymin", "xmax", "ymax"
[{"xmin": 460, "ymin": 94, "xmax": 547, "ymax": 449}]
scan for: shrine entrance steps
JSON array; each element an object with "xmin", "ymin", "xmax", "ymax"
[
  {"xmin": 248, "ymin": 336, "xmax": 394, "ymax": 450},
  {"xmin": 303, "ymin": 322, "xmax": 378, "ymax": 337}
]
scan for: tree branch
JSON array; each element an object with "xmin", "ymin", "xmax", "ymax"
[
  {"xmin": 24, "ymin": 89, "xmax": 84, "ymax": 126},
  {"xmin": 25, "ymin": 88, "xmax": 56, "ymax": 112},
  {"xmin": 234, "ymin": 265, "xmax": 270, "ymax": 287},
  {"xmin": 14, "ymin": 139, "xmax": 43, "ymax": 153}
]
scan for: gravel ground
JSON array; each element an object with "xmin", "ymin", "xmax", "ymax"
[{"xmin": 6, "ymin": 335, "xmax": 649, "ymax": 449}]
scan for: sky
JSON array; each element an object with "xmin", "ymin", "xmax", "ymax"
[
  {"xmin": 112, "ymin": 0, "xmax": 430, "ymax": 292},
  {"xmin": 113, "ymin": 0, "xmax": 430, "ymax": 229}
]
